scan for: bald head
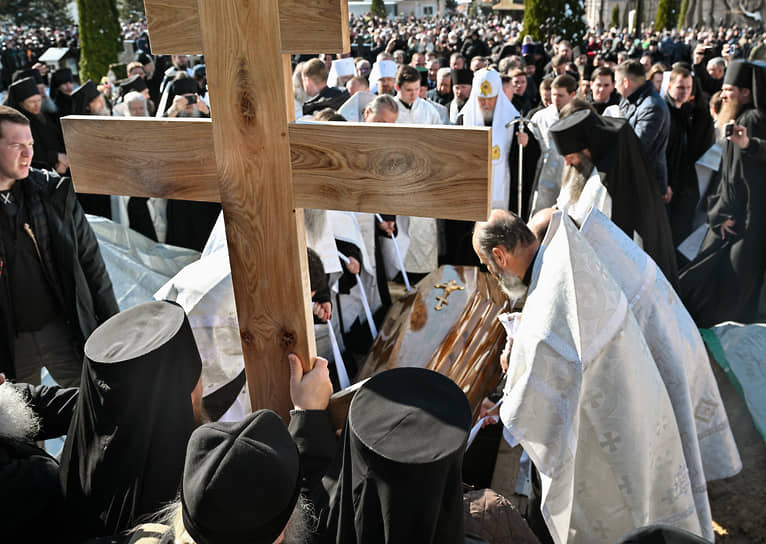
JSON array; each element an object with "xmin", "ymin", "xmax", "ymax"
[
  {"xmin": 528, "ymin": 208, "xmax": 555, "ymax": 242},
  {"xmin": 473, "ymin": 209, "xmax": 539, "ymax": 296}
]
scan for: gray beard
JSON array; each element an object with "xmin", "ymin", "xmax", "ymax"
[
  {"xmin": 282, "ymin": 495, "xmax": 316, "ymax": 544},
  {"xmin": 0, "ymin": 383, "xmax": 40, "ymax": 441},
  {"xmin": 561, "ymin": 154, "xmax": 594, "ymax": 203},
  {"xmin": 498, "ymin": 269, "xmax": 528, "ymax": 302},
  {"xmin": 481, "ymin": 109, "xmax": 494, "ymax": 125}
]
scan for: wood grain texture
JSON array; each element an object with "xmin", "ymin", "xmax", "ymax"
[
  {"xmin": 145, "ymin": 0, "xmax": 350, "ymax": 55},
  {"xmin": 290, "ymin": 122, "xmax": 492, "ymax": 221},
  {"xmin": 61, "ymin": 116, "xmax": 220, "ymax": 201},
  {"xmin": 62, "ymin": 117, "xmax": 492, "ymax": 222},
  {"xmin": 199, "ymin": 0, "xmax": 315, "ymax": 421}
]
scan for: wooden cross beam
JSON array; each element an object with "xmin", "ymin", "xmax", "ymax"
[{"xmin": 62, "ymin": 0, "xmax": 492, "ymax": 420}]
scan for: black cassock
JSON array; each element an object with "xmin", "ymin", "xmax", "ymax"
[
  {"xmin": 680, "ymin": 104, "xmax": 766, "ymax": 326},
  {"xmin": 551, "ymin": 110, "xmax": 679, "ymax": 288},
  {"xmin": 665, "ymin": 95, "xmax": 714, "ymax": 246}
]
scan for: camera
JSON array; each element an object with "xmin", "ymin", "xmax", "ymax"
[
  {"xmin": 185, "ymin": 94, "xmax": 198, "ymax": 104},
  {"xmin": 724, "ymin": 121, "xmax": 735, "ymax": 138}
]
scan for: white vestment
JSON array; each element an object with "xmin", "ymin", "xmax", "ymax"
[
  {"xmin": 579, "ymin": 209, "xmax": 743, "ymax": 542},
  {"xmin": 395, "ymin": 96, "xmax": 443, "ymax": 125},
  {"xmin": 155, "ymin": 215, "xmax": 251, "ymax": 421},
  {"xmin": 156, "ymin": 213, "xmax": 348, "ymax": 421},
  {"xmin": 427, "ymin": 98, "xmax": 450, "ymax": 124},
  {"xmin": 337, "ymin": 91, "xmax": 376, "ymax": 122},
  {"xmin": 500, "ymin": 214, "xmax": 703, "ymax": 543},
  {"xmin": 328, "ymin": 211, "xmax": 381, "ymax": 333},
  {"xmin": 555, "ymin": 167, "xmax": 612, "ymax": 225},
  {"xmin": 304, "ymin": 209, "xmax": 343, "ymax": 284},
  {"xmin": 529, "ymin": 104, "xmax": 565, "ymax": 215},
  {"xmin": 457, "ymin": 68, "xmax": 519, "ymax": 210}
]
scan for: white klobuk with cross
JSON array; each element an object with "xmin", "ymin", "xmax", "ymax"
[{"xmin": 61, "ymin": 0, "xmax": 492, "ymax": 420}]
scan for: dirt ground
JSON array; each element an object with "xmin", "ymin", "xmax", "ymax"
[{"xmin": 707, "ymin": 362, "xmax": 766, "ymax": 543}]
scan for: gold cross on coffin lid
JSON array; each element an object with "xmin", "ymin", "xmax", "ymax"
[
  {"xmin": 434, "ymin": 280, "xmax": 465, "ymax": 311},
  {"xmin": 61, "ymin": 0, "xmax": 492, "ymax": 420}
]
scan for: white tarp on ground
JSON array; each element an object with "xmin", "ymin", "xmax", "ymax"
[
  {"xmin": 88, "ymin": 215, "xmax": 200, "ymax": 311},
  {"xmin": 708, "ymin": 323, "xmax": 766, "ymax": 443}
]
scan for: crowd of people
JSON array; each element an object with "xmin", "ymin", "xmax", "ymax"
[{"xmin": 0, "ymin": 10, "xmax": 765, "ymax": 544}]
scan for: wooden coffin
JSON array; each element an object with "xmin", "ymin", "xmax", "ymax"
[{"xmin": 354, "ymin": 265, "xmax": 508, "ymax": 420}]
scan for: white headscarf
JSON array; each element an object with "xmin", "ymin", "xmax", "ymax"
[
  {"xmin": 328, "ymin": 57, "xmax": 356, "ymax": 88},
  {"xmin": 368, "ymin": 60, "xmax": 397, "ymax": 94},
  {"xmin": 458, "ymin": 68, "xmax": 519, "ymax": 209}
]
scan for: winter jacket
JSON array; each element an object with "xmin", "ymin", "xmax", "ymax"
[
  {"xmin": 0, "ymin": 169, "xmax": 118, "ymax": 379},
  {"xmin": 619, "ymin": 80, "xmax": 670, "ymax": 194}
]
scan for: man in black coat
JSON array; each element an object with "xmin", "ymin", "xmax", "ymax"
[
  {"xmin": 665, "ymin": 66, "xmax": 715, "ymax": 246},
  {"xmin": 0, "ymin": 105, "xmax": 118, "ymax": 387},
  {"xmin": 301, "ymin": 58, "xmax": 350, "ymax": 116}
]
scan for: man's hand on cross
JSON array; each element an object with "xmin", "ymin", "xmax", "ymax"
[{"xmin": 288, "ymin": 353, "xmax": 333, "ymax": 411}]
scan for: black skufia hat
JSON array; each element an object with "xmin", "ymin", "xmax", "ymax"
[
  {"xmin": 71, "ymin": 80, "xmax": 101, "ymax": 114},
  {"xmin": 724, "ymin": 60, "xmax": 766, "ymax": 110},
  {"xmin": 136, "ymin": 51, "xmax": 154, "ymax": 66},
  {"xmin": 119, "ymin": 74, "xmax": 148, "ymax": 96},
  {"xmin": 7, "ymin": 77, "xmax": 40, "ymax": 106},
  {"xmin": 181, "ymin": 410, "xmax": 300, "ymax": 544},
  {"xmin": 59, "ymin": 301, "xmax": 202, "ymax": 536},
  {"xmin": 170, "ymin": 76, "xmax": 199, "ymax": 96},
  {"xmin": 452, "ymin": 68, "xmax": 473, "ymax": 86},
  {"xmin": 328, "ymin": 367, "xmax": 472, "ymax": 543},
  {"xmin": 723, "ymin": 60, "xmax": 753, "ymax": 89},
  {"xmin": 51, "ymin": 67, "xmax": 74, "ymax": 88},
  {"xmin": 550, "ymin": 108, "xmax": 596, "ymax": 156}
]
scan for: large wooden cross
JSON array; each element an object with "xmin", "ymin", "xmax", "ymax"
[{"xmin": 61, "ymin": 0, "xmax": 492, "ymax": 420}]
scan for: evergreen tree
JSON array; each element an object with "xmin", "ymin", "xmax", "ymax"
[
  {"xmin": 654, "ymin": 0, "xmax": 676, "ymax": 30},
  {"xmin": 370, "ymin": 0, "xmax": 387, "ymax": 18},
  {"xmin": 445, "ymin": 0, "xmax": 458, "ymax": 11},
  {"xmin": 677, "ymin": 0, "xmax": 689, "ymax": 28},
  {"xmin": 77, "ymin": 0, "xmax": 121, "ymax": 83},
  {"xmin": 522, "ymin": 0, "xmax": 586, "ymax": 44},
  {"xmin": 0, "ymin": 0, "xmax": 72, "ymax": 27},
  {"xmin": 622, "ymin": 0, "xmax": 631, "ymax": 29},
  {"xmin": 610, "ymin": 4, "xmax": 620, "ymax": 28}
]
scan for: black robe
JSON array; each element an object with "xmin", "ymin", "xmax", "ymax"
[
  {"xmin": 302, "ymin": 86, "xmax": 350, "ymax": 116},
  {"xmin": 665, "ymin": 96, "xmax": 714, "ymax": 246},
  {"xmin": 591, "ymin": 117, "xmax": 680, "ymax": 287},
  {"xmin": 59, "ymin": 303, "xmax": 201, "ymax": 539},
  {"xmin": 165, "ymin": 200, "xmax": 221, "ymax": 252},
  {"xmin": 680, "ymin": 104, "xmax": 766, "ymax": 326}
]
